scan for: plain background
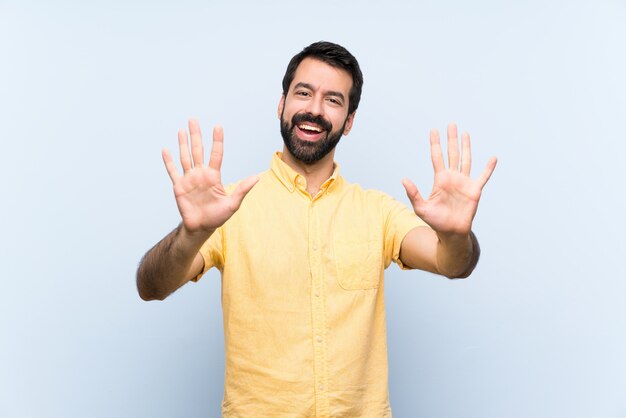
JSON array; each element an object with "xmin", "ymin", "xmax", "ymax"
[{"xmin": 2, "ymin": 1, "xmax": 625, "ymax": 417}]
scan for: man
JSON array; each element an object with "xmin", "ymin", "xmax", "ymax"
[{"xmin": 137, "ymin": 41, "xmax": 497, "ymax": 417}]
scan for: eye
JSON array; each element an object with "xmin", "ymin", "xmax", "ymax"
[
  {"xmin": 295, "ymin": 91, "xmax": 311, "ymax": 97},
  {"xmin": 327, "ymin": 97, "xmax": 342, "ymax": 106}
]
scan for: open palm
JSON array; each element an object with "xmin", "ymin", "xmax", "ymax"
[
  {"xmin": 162, "ymin": 119, "xmax": 258, "ymax": 234},
  {"xmin": 402, "ymin": 124, "xmax": 497, "ymax": 236}
]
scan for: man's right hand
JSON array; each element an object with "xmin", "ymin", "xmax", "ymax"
[
  {"xmin": 137, "ymin": 119, "xmax": 258, "ymax": 301},
  {"xmin": 162, "ymin": 119, "xmax": 259, "ymax": 235}
]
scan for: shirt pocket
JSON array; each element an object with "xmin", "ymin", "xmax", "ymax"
[{"xmin": 333, "ymin": 237, "xmax": 383, "ymax": 290}]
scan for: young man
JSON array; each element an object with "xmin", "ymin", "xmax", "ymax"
[{"xmin": 137, "ymin": 41, "xmax": 497, "ymax": 417}]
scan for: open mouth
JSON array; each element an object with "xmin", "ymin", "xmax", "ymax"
[{"xmin": 296, "ymin": 123, "xmax": 325, "ymax": 141}]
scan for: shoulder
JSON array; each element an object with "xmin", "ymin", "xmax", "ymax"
[
  {"xmin": 337, "ymin": 178, "xmax": 399, "ymax": 208},
  {"xmin": 337, "ymin": 178, "xmax": 424, "ymax": 227},
  {"xmin": 224, "ymin": 169, "xmax": 273, "ymax": 195}
]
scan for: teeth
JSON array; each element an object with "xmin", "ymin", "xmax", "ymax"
[{"xmin": 299, "ymin": 124, "xmax": 322, "ymax": 132}]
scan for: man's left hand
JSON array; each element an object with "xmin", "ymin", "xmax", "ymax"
[{"xmin": 402, "ymin": 123, "xmax": 497, "ymax": 237}]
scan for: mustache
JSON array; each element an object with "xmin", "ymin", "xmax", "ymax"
[{"xmin": 291, "ymin": 113, "xmax": 332, "ymax": 132}]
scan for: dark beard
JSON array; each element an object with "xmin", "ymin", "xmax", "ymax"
[{"xmin": 280, "ymin": 110, "xmax": 346, "ymax": 165}]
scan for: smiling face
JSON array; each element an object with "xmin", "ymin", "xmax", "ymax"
[{"xmin": 278, "ymin": 57, "xmax": 355, "ymax": 165}]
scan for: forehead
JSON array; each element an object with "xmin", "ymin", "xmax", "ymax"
[{"xmin": 290, "ymin": 57, "xmax": 353, "ymax": 95}]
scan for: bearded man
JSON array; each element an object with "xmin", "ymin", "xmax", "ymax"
[{"xmin": 137, "ymin": 41, "xmax": 497, "ymax": 417}]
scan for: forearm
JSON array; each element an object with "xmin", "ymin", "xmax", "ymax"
[
  {"xmin": 136, "ymin": 225, "xmax": 212, "ymax": 301},
  {"xmin": 436, "ymin": 230, "xmax": 480, "ymax": 279}
]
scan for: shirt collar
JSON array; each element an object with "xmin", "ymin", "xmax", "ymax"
[{"xmin": 270, "ymin": 152, "xmax": 341, "ymax": 193}]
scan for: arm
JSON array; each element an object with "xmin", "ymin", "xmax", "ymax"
[
  {"xmin": 399, "ymin": 227, "xmax": 480, "ymax": 279},
  {"xmin": 136, "ymin": 119, "xmax": 258, "ymax": 301},
  {"xmin": 136, "ymin": 225, "xmax": 209, "ymax": 301},
  {"xmin": 400, "ymin": 123, "xmax": 496, "ymax": 279}
]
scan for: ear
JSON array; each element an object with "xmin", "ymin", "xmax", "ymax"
[
  {"xmin": 277, "ymin": 94, "xmax": 285, "ymax": 119},
  {"xmin": 342, "ymin": 112, "xmax": 356, "ymax": 135}
]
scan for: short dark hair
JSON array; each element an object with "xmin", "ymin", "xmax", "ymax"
[{"xmin": 282, "ymin": 41, "xmax": 363, "ymax": 115}]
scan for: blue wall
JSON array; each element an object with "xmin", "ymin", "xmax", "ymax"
[{"xmin": 2, "ymin": 1, "xmax": 625, "ymax": 417}]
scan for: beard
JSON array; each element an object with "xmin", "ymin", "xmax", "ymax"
[{"xmin": 280, "ymin": 109, "xmax": 347, "ymax": 165}]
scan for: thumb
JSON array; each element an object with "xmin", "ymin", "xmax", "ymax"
[
  {"xmin": 402, "ymin": 178, "xmax": 425, "ymax": 211},
  {"xmin": 230, "ymin": 174, "xmax": 260, "ymax": 210}
]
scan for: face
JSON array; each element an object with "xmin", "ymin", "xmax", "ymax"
[{"xmin": 278, "ymin": 57, "xmax": 355, "ymax": 164}]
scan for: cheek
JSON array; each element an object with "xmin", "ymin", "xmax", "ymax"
[
  {"xmin": 330, "ymin": 111, "xmax": 349, "ymax": 128},
  {"xmin": 282, "ymin": 104, "xmax": 299, "ymax": 120}
]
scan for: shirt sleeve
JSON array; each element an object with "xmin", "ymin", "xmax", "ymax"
[
  {"xmin": 380, "ymin": 193, "xmax": 429, "ymax": 270},
  {"xmin": 191, "ymin": 226, "xmax": 225, "ymax": 282}
]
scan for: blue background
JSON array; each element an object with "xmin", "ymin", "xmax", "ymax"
[{"xmin": 2, "ymin": 0, "xmax": 625, "ymax": 417}]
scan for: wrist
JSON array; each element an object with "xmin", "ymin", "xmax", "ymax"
[
  {"xmin": 436, "ymin": 231, "xmax": 480, "ymax": 278},
  {"xmin": 436, "ymin": 230, "xmax": 471, "ymax": 247},
  {"xmin": 179, "ymin": 223, "xmax": 215, "ymax": 245}
]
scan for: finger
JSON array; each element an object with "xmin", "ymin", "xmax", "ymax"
[
  {"xmin": 477, "ymin": 156, "xmax": 498, "ymax": 189},
  {"xmin": 162, "ymin": 148, "xmax": 180, "ymax": 183},
  {"xmin": 447, "ymin": 123, "xmax": 459, "ymax": 171},
  {"xmin": 230, "ymin": 174, "xmax": 260, "ymax": 209},
  {"xmin": 430, "ymin": 129, "xmax": 445, "ymax": 173},
  {"xmin": 208, "ymin": 125, "xmax": 224, "ymax": 172},
  {"xmin": 178, "ymin": 128, "xmax": 192, "ymax": 172},
  {"xmin": 188, "ymin": 118, "xmax": 204, "ymax": 167},
  {"xmin": 401, "ymin": 178, "xmax": 425, "ymax": 212},
  {"xmin": 460, "ymin": 131, "xmax": 472, "ymax": 176}
]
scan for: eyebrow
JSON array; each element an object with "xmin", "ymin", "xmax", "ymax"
[{"xmin": 293, "ymin": 82, "xmax": 345, "ymax": 102}]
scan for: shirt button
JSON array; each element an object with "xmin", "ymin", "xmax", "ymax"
[
  {"xmin": 319, "ymin": 385, "xmax": 324, "ymax": 391},
  {"xmin": 312, "ymin": 243, "xmax": 317, "ymax": 251},
  {"xmin": 317, "ymin": 336, "xmax": 322, "ymax": 343},
  {"xmin": 314, "ymin": 290, "xmax": 320, "ymax": 297}
]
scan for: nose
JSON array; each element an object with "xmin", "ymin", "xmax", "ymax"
[{"xmin": 305, "ymin": 96, "xmax": 324, "ymax": 117}]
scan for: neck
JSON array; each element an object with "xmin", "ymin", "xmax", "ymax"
[{"xmin": 281, "ymin": 146, "xmax": 335, "ymax": 196}]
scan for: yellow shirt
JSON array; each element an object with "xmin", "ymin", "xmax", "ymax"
[{"xmin": 196, "ymin": 153, "xmax": 426, "ymax": 417}]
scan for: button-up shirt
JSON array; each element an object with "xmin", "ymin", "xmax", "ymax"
[{"xmin": 196, "ymin": 152, "xmax": 426, "ymax": 417}]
